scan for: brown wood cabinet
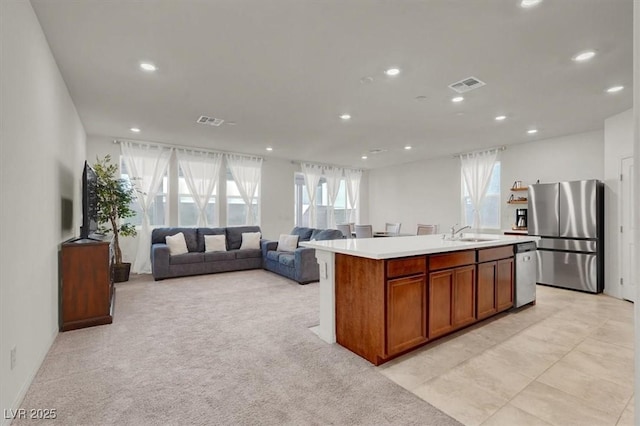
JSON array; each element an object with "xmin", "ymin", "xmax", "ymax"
[
  {"xmin": 477, "ymin": 247, "xmax": 515, "ymax": 318},
  {"xmin": 60, "ymin": 237, "xmax": 114, "ymax": 331},
  {"xmin": 496, "ymin": 258, "xmax": 514, "ymax": 312},
  {"xmin": 428, "ymin": 264, "xmax": 476, "ymax": 339},
  {"xmin": 428, "ymin": 269, "xmax": 454, "ymax": 338},
  {"xmin": 334, "ymin": 246, "xmax": 515, "ymax": 366},
  {"xmin": 386, "ymin": 275, "xmax": 427, "ymax": 356},
  {"xmin": 452, "ymin": 265, "xmax": 476, "ymax": 329},
  {"xmin": 477, "ymin": 261, "xmax": 498, "ymax": 320}
]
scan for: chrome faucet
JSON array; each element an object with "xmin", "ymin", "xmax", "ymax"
[{"xmin": 450, "ymin": 224, "xmax": 471, "ymax": 240}]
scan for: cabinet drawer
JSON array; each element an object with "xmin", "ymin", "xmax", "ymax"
[
  {"xmin": 387, "ymin": 256, "xmax": 426, "ymax": 278},
  {"xmin": 428, "ymin": 250, "xmax": 475, "ymax": 271},
  {"xmin": 478, "ymin": 246, "xmax": 514, "ymax": 263}
]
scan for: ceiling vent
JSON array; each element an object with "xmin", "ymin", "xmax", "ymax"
[
  {"xmin": 196, "ymin": 116, "xmax": 224, "ymax": 127},
  {"xmin": 369, "ymin": 148, "xmax": 387, "ymax": 155},
  {"xmin": 448, "ymin": 77, "xmax": 486, "ymax": 93}
]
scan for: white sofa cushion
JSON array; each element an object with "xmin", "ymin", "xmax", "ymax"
[
  {"xmin": 240, "ymin": 232, "xmax": 261, "ymax": 250},
  {"xmin": 166, "ymin": 232, "xmax": 189, "ymax": 256},
  {"xmin": 204, "ymin": 234, "xmax": 227, "ymax": 252},
  {"xmin": 277, "ymin": 234, "xmax": 299, "ymax": 252}
]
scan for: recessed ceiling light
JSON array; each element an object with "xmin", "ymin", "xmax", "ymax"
[
  {"xmin": 384, "ymin": 68, "xmax": 400, "ymax": 76},
  {"xmin": 130, "ymin": 127, "xmax": 141, "ymax": 133},
  {"xmin": 361, "ymin": 155, "xmax": 368, "ymax": 160},
  {"xmin": 495, "ymin": 115, "xmax": 507, "ymax": 121},
  {"xmin": 606, "ymin": 85, "xmax": 624, "ymax": 93},
  {"xmin": 527, "ymin": 129, "xmax": 538, "ymax": 134},
  {"xmin": 520, "ymin": 0, "xmax": 543, "ymax": 8},
  {"xmin": 452, "ymin": 96, "xmax": 464, "ymax": 103},
  {"xmin": 360, "ymin": 76, "xmax": 374, "ymax": 84},
  {"xmin": 139, "ymin": 62, "xmax": 157, "ymax": 72},
  {"xmin": 340, "ymin": 114, "xmax": 351, "ymax": 120},
  {"xmin": 266, "ymin": 147, "xmax": 273, "ymax": 152},
  {"xmin": 404, "ymin": 145, "xmax": 412, "ymax": 150},
  {"xmin": 369, "ymin": 148, "xmax": 387, "ymax": 155},
  {"xmin": 572, "ymin": 50, "xmax": 596, "ymax": 62}
]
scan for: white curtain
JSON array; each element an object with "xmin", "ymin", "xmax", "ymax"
[
  {"xmin": 344, "ymin": 168, "xmax": 362, "ymax": 224},
  {"xmin": 121, "ymin": 141, "xmax": 173, "ymax": 274},
  {"xmin": 301, "ymin": 163, "xmax": 324, "ymax": 227},
  {"xmin": 324, "ymin": 166, "xmax": 343, "ymax": 229},
  {"xmin": 176, "ymin": 149, "xmax": 223, "ymax": 227},
  {"xmin": 460, "ymin": 149, "xmax": 499, "ymax": 229},
  {"xmin": 225, "ymin": 154, "xmax": 262, "ymax": 225}
]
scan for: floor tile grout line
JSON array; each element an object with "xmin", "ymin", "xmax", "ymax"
[
  {"xmin": 474, "ymin": 307, "xmax": 619, "ymax": 425},
  {"xmin": 614, "ymin": 394, "xmax": 635, "ymax": 425},
  {"xmin": 500, "ymin": 327, "xmax": 629, "ymax": 424}
]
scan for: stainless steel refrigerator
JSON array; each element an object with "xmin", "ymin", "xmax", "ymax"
[{"xmin": 528, "ymin": 180, "xmax": 604, "ymax": 293}]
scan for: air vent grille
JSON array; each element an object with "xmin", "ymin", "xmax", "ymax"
[
  {"xmin": 196, "ymin": 116, "xmax": 224, "ymax": 126},
  {"xmin": 448, "ymin": 77, "xmax": 486, "ymax": 93}
]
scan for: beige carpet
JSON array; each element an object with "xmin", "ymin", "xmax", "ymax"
[{"xmin": 16, "ymin": 270, "xmax": 461, "ymax": 426}]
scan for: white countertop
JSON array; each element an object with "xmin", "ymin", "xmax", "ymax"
[{"xmin": 300, "ymin": 233, "xmax": 540, "ymax": 260}]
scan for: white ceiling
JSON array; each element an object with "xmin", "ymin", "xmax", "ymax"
[{"xmin": 31, "ymin": 0, "xmax": 633, "ymax": 169}]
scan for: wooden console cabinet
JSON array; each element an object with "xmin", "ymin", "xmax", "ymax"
[{"xmin": 60, "ymin": 237, "xmax": 114, "ymax": 331}]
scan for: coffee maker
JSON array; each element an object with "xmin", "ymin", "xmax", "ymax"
[{"xmin": 515, "ymin": 208, "xmax": 528, "ymax": 229}]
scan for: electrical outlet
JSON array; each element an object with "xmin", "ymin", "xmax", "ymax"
[{"xmin": 10, "ymin": 346, "xmax": 16, "ymax": 370}]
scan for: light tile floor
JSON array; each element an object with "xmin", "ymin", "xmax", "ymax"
[{"xmin": 377, "ymin": 285, "xmax": 635, "ymax": 426}]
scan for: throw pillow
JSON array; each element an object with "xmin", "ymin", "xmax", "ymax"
[
  {"xmin": 204, "ymin": 234, "xmax": 227, "ymax": 252},
  {"xmin": 166, "ymin": 232, "xmax": 189, "ymax": 256},
  {"xmin": 277, "ymin": 234, "xmax": 299, "ymax": 252},
  {"xmin": 239, "ymin": 231, "xmax": 261, "ymax": 250}
]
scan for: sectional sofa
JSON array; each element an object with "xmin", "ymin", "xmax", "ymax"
[{"xmin": 150, "ymin": 226, "xmax": 343, "ymax": 284}]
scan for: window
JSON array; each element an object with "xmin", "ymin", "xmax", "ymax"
[
  {"xmin": 461, "ymin": 161, "xmax": 501, "ymax": 229},
  {"xmin": 294, "ymin": 173, "xmax": 355, "ymax": 228},
  {"xmin": 121, "ymin": 152, "xmax": 259, "ymax": 228},
  {"xmin": 120, "ymin": 158, "xmax": 167, "ymax": 226},
  {"xmin": 178, "ymin": 169, "xmax": 217, "ymax": 227},
  {"xmin": 226, "ymin": 170, "xmax": 259, "ymax": 226}
]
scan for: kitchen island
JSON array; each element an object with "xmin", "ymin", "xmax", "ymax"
[{"xmin": 301, "ymin": 233, "xmax": 540, "ymax": 365}]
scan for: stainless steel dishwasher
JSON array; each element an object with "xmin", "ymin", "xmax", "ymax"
[{"xmin": 514, "ymin": 242, "xmax": 537, "ymax": 308}]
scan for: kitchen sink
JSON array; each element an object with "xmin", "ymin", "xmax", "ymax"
[{"xmin": 458, "ymin": 237, "xmax": 497, "ymax": 242}]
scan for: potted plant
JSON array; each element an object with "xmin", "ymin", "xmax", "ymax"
[{"xmin": 93, "ymin": 155, "xmax": 137, "ymax": 282}]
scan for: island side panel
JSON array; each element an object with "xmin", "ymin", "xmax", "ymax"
[
  {"xmin": 335, "ymin": 253, "xmax": 386, "ymax": 365},
  {"xmin": 315, "ymin": 250, "xmax": 337, "ymax": 343}
]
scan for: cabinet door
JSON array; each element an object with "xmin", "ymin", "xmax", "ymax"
[
  {"xmin": 428, "ymin": 270, "xmax": 453, "ymax": 339},
  {"xmin": 386, "ymin": 275, "xmax": 428, "ymax": 356},
  {"xmin": 452, "ymin": 265, "xmax": 476, "ymax": 329},
  {"xmin": 477, "ymin": 261, "xmax": 497, "ymax": 320},
  {"xmin": 496, "ymin": 258, "xmax": 514, "ymax": 312}
]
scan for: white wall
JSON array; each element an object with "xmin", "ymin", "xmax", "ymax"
[
  {"xmin": 368, "ymin": 130, "xmax": 604, "ymax": 236},
  {"xmin": 0, "ymin": 1, "xmax": 86, "ymax": 421},
  {"xmin": 260, "ymin": 158, "xmax": 298, "ymax": 240},
  {"xmin": 500, "ymin": 130, "xmax": 604, "ymax": 230},
  {"xmin": 368, "ymin": 155, "xmax": 461, "ymax": 235},
  {"xmin": 603, "ymin": 109, "xmax": 634, "ymax": 299}
]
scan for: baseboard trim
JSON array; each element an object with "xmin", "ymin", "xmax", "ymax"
[{"xmin": 2, "ymin": 329, "xmax": 58, "ymax": 426}]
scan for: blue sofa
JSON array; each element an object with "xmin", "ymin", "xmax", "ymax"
[
  {"xmin": 151, "ymin": 226, "xmax": 263, "ymax": 280},
  {"xmin": 261, "ymin": 227, "xmax": 344, "ymax": 284}
]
